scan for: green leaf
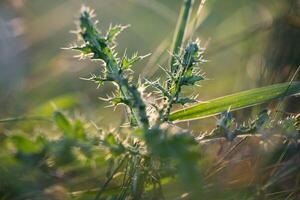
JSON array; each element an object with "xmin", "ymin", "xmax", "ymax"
[
  {"xmin": 103, "ymin": 133, "xmax": 125, "ymax": 156},
  {"xmin": 121, "ymin": 54, "xmax": 139, "ymax": 69},
  {"xmin": 33, "ymin": 93, "xmax": 79, "ymax": 116},
  {"xmin": 71, "ymin": 45, "xmax": 93, "ymax": 54},
  {"xmin": 121, "ymin": 53, "xmax": 150, "ymax": 70},
  {"xmin": 169, "ymin": 82, "xmax": 300, "ymax": 122},
  {"xmin": 111, "ymin": 97, "xmax": 127, "ymax": 105},
  {"xmin": 10, "ymin": 135, "xmax": 43, "ymax": 154},
  {"xmin": 106, "ymin": 24, "xmax": 128, "ymax": 43},
  {"xmin": 73, "ymin": 119, "xmax": 85, "ymax": 140},
  {"xmin": 53, "ymin": 111, "xmax": 73, "ymax": 134}
]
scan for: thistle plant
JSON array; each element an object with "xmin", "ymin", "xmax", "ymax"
[
  {"xmin": 72, "ymin": 7, "xmax": 149, "ymax": 130},
  {"xmin": 1, "ymin": 2, "xmax": 300, "ymax": 200},
  {"xmin": 64, "ymin": 4, "xmax": 300, "ymax": 199},
  {"xmin": 203, "ymin": 109, "xmax": 270, "ymax": 141},
  {"xmin": 147, "ymin": 40, "xmax": 206, "ymax": 122},
  {"xmin": 69, "ymin": 6, "xmax": 204, "ymax": 199}
]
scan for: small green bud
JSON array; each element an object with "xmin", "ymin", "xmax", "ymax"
[{"xmin": 182, "ymin": 42, "xmax": 200, "ymax": 69}]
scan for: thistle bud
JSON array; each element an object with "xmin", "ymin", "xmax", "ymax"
[{"xmin": 182, "ymin": 42, "xmax": 200, "ymax": 69}]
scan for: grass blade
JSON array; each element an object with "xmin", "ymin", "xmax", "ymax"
[
  {"xmin": 169, "ymin": 82, "xmax": 300, "ymax": 122},
  {"xmin": 169, "ymin": 0, "xmax": 193, "ymax": 73}
]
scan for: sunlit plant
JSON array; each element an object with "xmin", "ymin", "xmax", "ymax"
[
  {"xmin": 0, "ymin": 1, "xmax": 299, "ymax": 200},
  {"xmin": 66, "ymin": 5, "xmax": 300, "ymax": 199},
  {"xmin": 68, "ymin": 6, "xmax": 206, "ymax": 199}
]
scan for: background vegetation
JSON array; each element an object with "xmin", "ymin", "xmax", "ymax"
[
  {"xmin": 1, "ymin": 0, "xmax": 298, "ymax": 125},
  {"xmin": 0, "ymin": 0, "xmax": 299, "ymax": 199}
]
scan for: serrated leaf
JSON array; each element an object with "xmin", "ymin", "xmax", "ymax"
[
  {"xmin": 121, "ymin": 53, "xmax": 150, "ymax": 69},
  {"xmin": 170, "ymin": 82, "xmax": 300, "ymax": 122},
  {"xmin": 121, "ymin": 55, "xmax": 139, "ymax": 69},
  {"xmin": 106, "ymin": 25, "xmax": 127, "ymax": 43},
  {"xmin": 71, "ymin": 45, "xmax": 93, "ymax": 54}
]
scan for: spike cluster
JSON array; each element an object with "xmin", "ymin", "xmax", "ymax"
[
  {"xmin": 70, "ymin": 7, "xmax": 149, "ymax": 130},
  {"xmin": 70, "ymin": 7, "xmax": 207, "ymax": 128},
  {"xmin": 148, "ymin": 40, "xmax": 206, "ymax": 121},
  {"xmin": 67, "ymin": 9, "xmax": 205, "ymax": 197},
  {"xmin": 202, "ymin": 109, "xmax": 271, "ymax": 141}
]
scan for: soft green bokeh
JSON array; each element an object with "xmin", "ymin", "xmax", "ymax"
[{"xmin": 1, "ymin": 0, "xmax": 296, "ymax": 126}]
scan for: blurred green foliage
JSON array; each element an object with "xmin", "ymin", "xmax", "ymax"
[{"xmin": 1, "ymin": 0, "xmax": 298, "ymax": 125}]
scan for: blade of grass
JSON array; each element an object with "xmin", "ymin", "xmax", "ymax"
[
  {"xmin": 94, "ymin": 156, "xmax": 127, "ymax": 200},
  {"xmin": 169, "ymin": 82, "xmax": 300, "ymax": 122},
  {"xmin": 128, "ymin": 0, "xmax": 176, "ymax": 23},
  {"xmin": 272, "ymin": 66, "xmax": 300, "ymax": 120},
  {"xmin": 143, "ymin": 0, "xmax": 206, "ymax": 78},
  {"xmin": 169, "ymin": 0, "xmax": 193, "ymax": 73},
  {"xmin": 142, "ymin": 39, "xmax": 170, "ymax": 77},
  {"xmin": 70, "ymin": 187, "xmax": 122, "ymax": 198},
  {"xmin": 0, "ymin": 116, "xmax": 51, "ymax": 123},
  {"xmin": 189, "ymin": 0, "xmax": 206, "ymax": 38}
]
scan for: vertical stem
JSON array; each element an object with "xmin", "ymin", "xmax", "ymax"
[
  {"xmin": 78, "ymin": 10, "xmax": 149, "ymax": 131},
  {"xmin": 94, "ymin": 156, "xmax": 127, "ymax": 200},
  {"xmin": 169, "ymin": 0, "xmax": 193, "ymax": 74}
]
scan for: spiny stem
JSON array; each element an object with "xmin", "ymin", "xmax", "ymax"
[
  {"xmin": 163, "ymin": 66, "xmax": 188, "ymax": 120},
  {"xmin": 163, "ymin": 41, "xmax": 203, "ymax": 121},
  {"xmin": 76, "ymin": 7, "xmax": 149, "ymax": 130}
]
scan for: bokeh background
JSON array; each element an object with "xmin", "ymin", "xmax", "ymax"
[{"xmin": 0, "ymin": 0, "xmax": 299, "ymax": 127}]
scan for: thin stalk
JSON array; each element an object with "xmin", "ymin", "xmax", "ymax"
[
  {"xmin": 189, "ymin": 0, "xmax": 206, "ymax": 38},
  {"xmin": 94, "ymin": 156, "xmax": 127, "ymax": 200},
  {"xmin": 163, "ymin": 44, "xmax": 195, "ymax": 120},
  {"xmin": 169, "ymin": 0, "xmax": 193, "ymax": 74},
  {"xmin": 163, "ymin": 66, "xmax": 188, "ymax": 120},
  {"xmin": 272, "ymin": 65, "xmax": 300, "ymax": 121},
  {"xmin": 0, "ymin": 116, "xmax": 51, "ymax": 123}
]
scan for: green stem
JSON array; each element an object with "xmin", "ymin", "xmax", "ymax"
[
  {"xmin": 0, "ymin": 116, "xmax": 51, "ymax": 123},
  {"xmin": 163, "ymin": 66, "xmax": 188, "ymax": 121},
  {"xmin": 78, "ymin": 10, "xmax": 149, "ymax": 130},
  {"xmin": 169, "ymin": 0, "xmax": 193, "ymax": 74},
  {"xmin": 94, "ymin": 156, "xmax": 127, "ymax": 200},
  {"xmin": 164, "ymin": 43, "xmax": 195, "ymax": 121},
  {"xmin": 88, "ymin": 45, "xmax": 149, "ymax": 130}
]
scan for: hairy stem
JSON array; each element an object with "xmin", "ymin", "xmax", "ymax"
[{"xmin": 78, "ymin": 8, "xmax": 149, "ymax": 130}]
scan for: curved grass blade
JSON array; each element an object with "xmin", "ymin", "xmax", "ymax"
[{"xmin": 169, "ymin": 82, "xmax": 300, "ymax": 122}]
